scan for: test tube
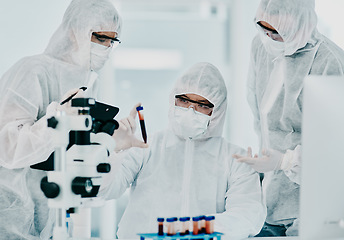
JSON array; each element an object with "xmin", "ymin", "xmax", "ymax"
[
  {"xmin": 205, "ymin": 216, "xmax": 215, "ymax": 234},
  {"xmin": 173, "ymin": 217, "xmax": 178, "ymax": 235},
  {"xmin": 192, "ymin": 216, "xmax": 200, "ymax": 235},
  {"xmin": 179, "ymin": 217, "xmax": 190, "ymax": 235},
  {"xmin": 157, "ymin": 218, "xmax": 164, "ymax": 236},
  {"xmin": 136, "ymin": 106, "xmax": 147, "ymax": 143},
  {"xmin": 199, "ymin": 215, "xmax": 206, "ymax": 234},
  {"xmin": 166, "ymin": 217, "xmax": 176, "ymax": 236}
]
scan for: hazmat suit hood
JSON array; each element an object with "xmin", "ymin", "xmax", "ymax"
[
  {"xmin": 255, "ymin": 0, "xmax": 318, "ymax": 56},
  {"xmin": 44, "ymin": 0, "xmax": 122, "ymax": 69},
  {"xmin": 168, "ymin": 62, "xmax": 227, "ymax": 139}
]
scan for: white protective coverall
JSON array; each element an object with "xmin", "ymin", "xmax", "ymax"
[
  {"xmin": 0, "ymin": 0, "xmax": 121, "ymax": 239},
  {"xmin": 101, "ymin": 62, "xmax": 266, "ymax": 239},
  {"xmin": 248, "ymin": 0, "xmax": 344, "ymax": 235}
]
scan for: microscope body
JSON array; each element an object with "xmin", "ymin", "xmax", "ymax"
[{"xmin": 41, "ymin": 98, "xmax": 118, "ymax": 239}]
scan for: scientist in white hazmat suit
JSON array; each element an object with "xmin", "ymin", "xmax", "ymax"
[
  {"xmin": 233, "ymin": 0, "xmax": 344, "ymax": 236},
  {"xmin": 100, "ymin": 62, "xmax": 266, "ymax": 239},
  {"xmin": 0, "ymin": 0, "xmax": 146, "ymax": 239}
]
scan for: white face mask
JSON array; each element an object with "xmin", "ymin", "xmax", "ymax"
[
  {"xmin": 90, "ymin": 42, "xmax": 112, "ymax": 72},
  {"xmin": 172, "ymin": 106, "xmax": 211, "ymax": 140},
  {"xmin": 259, "ymin": 31, "xmax": 285, "ymax": 57}
]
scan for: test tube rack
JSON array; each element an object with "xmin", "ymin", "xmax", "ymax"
[{"xmin": 138, "ymin": 232, "xmax": 223, "ymax": 240}]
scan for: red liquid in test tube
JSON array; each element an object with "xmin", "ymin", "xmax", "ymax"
[{"xmin": 136, "ymin": 106, "xmax": 147, "ymax": 143}]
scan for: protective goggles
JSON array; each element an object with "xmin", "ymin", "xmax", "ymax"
[
  {"xmin": 256, "ymin": 22, "xmax": 283, "ymax": 42},
  {"xmin": 175, "ymin": 95, "xmax": 214, "ymax": 115},
  {"xmin": 92, "ymin": 32, "xmax": 121, "ymax": 48}
]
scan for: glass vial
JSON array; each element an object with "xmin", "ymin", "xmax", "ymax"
[
  {"xmin": 166, "ymin": 217, "xmax": 176, "ymax": 236},
  {"xmin": 157, "ymin": 218, "xmax": 164, "ymax": 236},
  {"xmin": 199, "ymin": 215, "xmax": 206, "ymax": 234},
  {"xmin": 192, "ymin": 216, "xmax": 200, "ymax": 235},
  {"xmin": 205, "ymin": 216, "xmax": 215, "ymax": 234},
  {"xmin": 179, "ymin": 217, "xmax": 190, "ymax": 235}
]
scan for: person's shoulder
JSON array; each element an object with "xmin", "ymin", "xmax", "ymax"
[
  {"xmin": 219, "ymin": 138, "xmax": 246, "ymax": 156},
  {"xmin": 311, "ymin": 35, "xmax": 344, "ymax": 74},
  {"xmin": 8, "ymin": 54, "xmax": 53, "ymax": 76},
  {"xmin": 0, "ymin": 54, "xmax": 52, "ymax": 87},
  {"xmin": 19, "ymin": 54, "xmax": 51, "ymax": 65},
  {"xmin": 218, "ymin": 140, "xmax": 256, "ymax": 174},
  {"xmin": 228, "ymin": 143, "xmax": 246, "ymax": 156},
  {"xmin": 318, "ymin": 36, "xmax": 344, "ymax": 60}
]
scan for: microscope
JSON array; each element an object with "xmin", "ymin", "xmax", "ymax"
[{"xmin": 40, "ymin": 98, "xmax": 119, "ymax": 239}]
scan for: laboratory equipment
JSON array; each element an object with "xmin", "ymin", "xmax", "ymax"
[
  {"xmin": 300, "ymin": 76, "xmax": 344, "ymax": 240},
  {"xmin": 66, "ymin": 212, "xmax": 73, "ymax": 237},
  {"xmin": 60, "ymin": 87, "xmax": 87, "ymax": 105},
  {"xmin": 40, "ymin": 97, "xmax": 119, "ymax": 239},
  {"xmin": 205, "ymin": 216, "xmax": 215, "ymax": 234},
  {"xmin": 166, "ymin": 217, "xmax": 177, "ymax": 236},
  {"xmin": 146, "ymin": 215, "xmax": 220, "ymax": 240},
  {"xmin": 179, "ymin": 217, "xmax": 190, "ymax": 235},
  {"xmin": 157, "ymin": 218, "xmax": 164, "ymax": 236},
  {"xmin": 192, "ymin": 216, "xmax": 200, "ymax": 235},
  {"xmin": 139, "ymin": 231, "xmax": 222, "ymax": 240},
  {"xmin": 199, "ymin": 215, "xmax": 206, "ymax": 233},
  {"xmin": 136, "ymin": 105, "xmax": 147, "ymax": 143}
]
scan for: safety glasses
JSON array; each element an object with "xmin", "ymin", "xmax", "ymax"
[
  {"xmin": 92, "ymin": 32, "xmax": 121, "ymax": 48},
  {"xmin": 175, "ymin": 95, "xmax": 214, "ymax": 115},
  {"xmin": 256, "ymin": 22, "xmax": 283, "ymax": 42}
]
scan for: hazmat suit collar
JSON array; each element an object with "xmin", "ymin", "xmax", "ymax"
[
  {"xmin": 164, "ymin": 129, "xmax": 220, "ymax": 157},
  {"xmin": 165, "ymin": 129, "xmax": 180, "ymax": 148}
]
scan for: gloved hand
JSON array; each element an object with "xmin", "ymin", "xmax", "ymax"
[
  {"xmin": 112, "ymin": 103, "xmax": 149, "ymax": 152},
  {"xmin": 57, "ymin": 87, "xmax": 86, "ymax": 115},
  {"xmin": 233, "ymin": 147, "xmax": 284, "ymax": 173}
]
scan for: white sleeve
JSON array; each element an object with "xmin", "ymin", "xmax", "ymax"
[
  {"xmin": 99, "ymin": 148, "xmax": 146, "ymax": 200},
  {"xmin": 0, "ymin": 91, "xmax": 57, "ymax": 169},
  {"xmin": 280, "ymin": 145, "xmax": 302, "ymax": 185},
  {"xmin": 214, "ymin": 154, "xmax": 266, "ymax": 239}
]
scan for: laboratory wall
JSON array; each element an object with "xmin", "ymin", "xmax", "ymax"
[{"xmin": 0, "ymin": 0, "xmax": 71, "ymax": 74}]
